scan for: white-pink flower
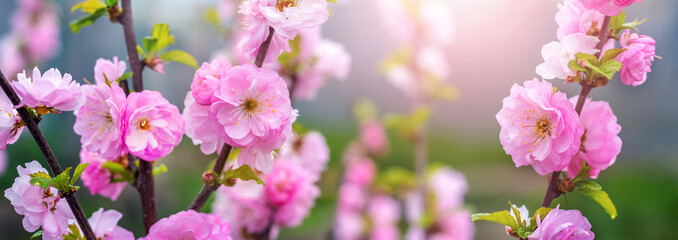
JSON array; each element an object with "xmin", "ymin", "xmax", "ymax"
[
  {"xmin": 0, "ymin": 36, "xmax": 26, "ymax": 78},
  {"xmin": 191, "ymin": 59, "xmax": 232, "ymax": 105},
  {"xmin": 182, "ymin": 92, "xmax": 225, "ymax": 156},
  {"xmin": 294, "ymin": 39, "xmax": 351, "ymax": 100},
  {"xmin": 0, "ymin": 90, "xmax": 24, "ymax": 150},
  {"xmin": 10, "ymin": 1, "xmax": 60, "ymax": 63},
  {"xmin": 212, "ymin": 182, "xmax": 271, "ymax": 237},
  {"xmin": 429, "ymin": 167, "xmax": 468, "ymax": 211},
  {"xmin": 73, "ymin": 83, "xmax": 127, "ymax": 159},
  {"xmin": 94, "ymin": 57, "xmax": 127, "ymax": 85},
  {"xmin": 567, "ymin": 97, "xmax": 621, "ymax": 179},
  {"xmin": 360, "ymin": 120, "xmax": 388, "ymax": 156},
  {"xmin": 536, "ymin": 33, "xmax": 600, "ymax": 80},
  {"xmin": 141, "ymin": 210, "xmax": 232, "ymax": 240},
  {"xmin": 265, "ymin": 158, "xmax": 320, "ymax": 227},
  {"xmin": 279, "ymin": 131, "xmax": 330, "ymax": 181},
  {"xmin": 429, "ymin": 211, "xmax": 474, "ymax": 240},
  {"xmin": 236, "ymin": 146, "xmax": 276, "ymax": 173},
  {"xmin": 13, "ymin": 67, "xmax": 85, "ymax": 111},
  {"xmin": 83, "ymin": 208, "xmax": 135, "ymax": 240},
  {"xmin": 123, "ymin": 90, "xmax": 184, "ymax": 161},
  {"xmin": 496, "ymin": 78, "xmax": 584, "ymax": 175},
  {"xmin": 209, "ymin": 64, "xmax": 294, "ymax": 151},
  {"xmin": 555, "ymin": 0, "xmax": 605, "ymax": 41},
  {"xmin": 368, "ymin": 195, "xmax": 400, "ymax": 240},
  {"xmin": 79, "ymin": 149, "xmax": 127, "ymax": 201},
  {"xmin": 4, "ymin": 161, "xmax": 74, "ymax": 239}
]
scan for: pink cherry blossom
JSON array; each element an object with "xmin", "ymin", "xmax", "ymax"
[
  {"xmin": 265, "ymin": 158, "xmax": 320, "ymax": 227},
  {"xmin": 10, "ymin": 1, "xmax": 60, "ymax": 63},
  {"xmin": 528, "ymin": 207, "xmax": 594, "ymax": 240},
  {"xmin": 73, "ymin": 83, "xmax": 127, "ymax": 159},
  {"xmin": 0, "ymin": 36, "xmax": 26, "ymax": 78},
  {"xmin": 344, "ymin": 157, "xmax": 376, "ymax": 186},
  {"xmin": 85, "ymin": 208, "xmax": 135, "ymax": 240},
  {"xmin": 566, "ymin": 97, "xmax": 621, "ymax": 179},
  {"xmin": 13, "ymin": 67, "xmax": 86, "ymax": 111},
  {"xmin": 555, "ymin": 0, "xmax": 605, "ymax": 41},
  {"xmin": 337, "ymin": 183, "xmax": 367, "ymax": 211},
  {"xmin": 279, "ymin": 131, "xmax": 330, "ymax": 181},
  {"xmin": 191, "ymin": 59, "xmax": 232, "ymax": 105},
  {"xmin": 182, "ymin": 92, "xmax": 224, "ymax": 155},
  {"xmin": 141, "ymin": 210, "xmax": 232, "ymax": 240},
  {"xmin": 360, "ymin": 120, "xmax": 388, "ymax": 156},
  {"xmin": 496, "ymin": 78, "xmax": 584, "ymax": 175},
  {"xmin": 0, "ymin": 90, "xmax": 24, "ymax": 150},
  {"xmin": 579, "ymin": 0, "xmax": 643, "ymax": 16},
  {"xmin": 536, "ymin": 33, "xmax": 600, "ymax": 80},
  {"xmin": 123, "ymin": 90, "xmax": 184, "ymax": 161},
  {"xmin": 94, "ymin": 57, "xmax": 127, "ymax": 85},
  {"xmin": 237, "ymin": 0, "xmax": 329, "ymax": 63},
  {"xmin": 429, "ymin": 211, "xmax": 474, "ymax": 240},
  {"xmin": 294, "ymin": 39, "xmax": 351, "ymax": 100},
  {"xmin": 429, "ymin": 167, "xmax": 468, "ymax": 211},
  {"xmin": 209, "ymin": 64, "xmax": 294, "ymax": 151},
  {"xmin": 79, "ymin": 149, "xmax": 127, "ymax": 201},
  {"xmin": 334, "ymin": 211, "xmax": 364, "ymax": 240},
  {"xmin": 236, "ymin": 146, "xmax": 276, "ymax": 173},
  {"xmin": 375, "ymin": 0, "xmax": 455, "ymax": 46},
  {"xmin": 212, "ymin": 182, "xmax": 271, "ymax": 236},
  {"xmin": 368, "ymin": 195, "xmax": 400, "ymax": 240},
  {"xmin": 4, "ymin": 161, "xmax": 74, "ymax": 239},
  {"xmin": 617, "ymin": 30, "xmax": 656, "ymax": 86},
  {"xmin": 297, "ymin": 26, "xmax": 322, "ymax": 61}
]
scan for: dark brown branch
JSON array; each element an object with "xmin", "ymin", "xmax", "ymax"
[
  {"xmin": 0, "ymin": 71, "xmax": 97, "ymax": 240},
  {"xmin": 119, "ymin": 0, "xmax": 156, "ymax": 233},
  {"xmin": 254, "ymin": 27, "xmax": 275, "ymax": 68},
  {"xmin": 540, "ymin": 15, "xmax": 611, "ymax": 208},
  {"xmin": 188, "ymin": 144, "xmax": 233, "ymax": 211}
]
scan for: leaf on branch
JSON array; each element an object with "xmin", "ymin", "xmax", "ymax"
[
  {"xmin": 575, "ymin": 53, "xmax": 599, "ymax": 66},
  {"xmin": 69, "ymin": 8, "xmax": 107, "ymax": 33},
  {"xmin": 30, "ymin": 176, "xmax": 54, "ymax": 189},
  {"xmin": 600, "ymin": 48, "xmax": 626, "ymax": 63},
  {"xmin": 530, "ymin": 207, "xmax": 552, "ymax": 228},
  {"xmin": 161, "ymin": 50, "xmax": 199, "ymax": 69},
  {"xmin": 104, "ymin": 0, "xmax": 119, "ymax": 8},
  {"xmin": 223, "ymin": 165, "xmax": 265, "ymax": 185},
  {"xmin": 52, "ymin": 167, "xmax": 72, "ymax": 191},
  {"xmin": 568, "ymin": 60, "xmax": 588, "ymax": 73},
  {"xmin": 226, "ymin": 148, "xmax": 241, "ymax": 165},
  {"xmin": 575, "ymin": 187, "xmax": 618, "ymax": 219},
  {"xmin": 471, "ymin": 210, "xmax": 520, "ymax": 230},
  {"xmin": 377, "ymin": 167, "xmax": 416, "ymax": 193},
  {"xmin": 117, "ymin": 72, "xmax": 133, "ymax": 82},
  {"xmin": 101, "ymin": 161, "xmax": 128, "ymax": 176},
  {"xmin": 65, "ymin": 224, "xmax": 83, "ymax": 240},
  {"xmin": 575, "ymin": 179, "xmax": 602, "ymax": 191},
  {"xmin": 71, "ymin": 0, "xmax": 106, "ymax": 14},
  {"xmin": 609, "ymin": 11, "xmax": 626, "ymax": 32},
  {"xmin": 151, "ymin": 23, "xmax": 175, "ymax": 53},
  {"xmin": 71, "ymin": 163, "xmax": 89, "ymax": 185},
  {"xmin": 152, "ymin": 164, "xmax": 168, "ymax": 176},
  {"xmin": 620, "ymin": 18, "xmax": 648, "ymax": 31},
  {"xmin": 30, "ymin": 230, "xmax": 43, "ymax": 239}
]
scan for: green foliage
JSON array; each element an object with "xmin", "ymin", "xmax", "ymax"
[
  {"xmin": 63, "ymin": 224, "xmax": 84, "ymax": 240},
  {"xmin": 29, "ymin": 172, "xmax": 53, "ymax": 189},
  {"xmin": 102, "ymin": 161, "xmax": 133, "ymax": 183},
  {"xmin": 385, "ymin": 106, "xmax": 430, "ymax": 141},
  {"xmin": 70, "ymin": 8, "xmax": 106, "ymax": 33},
  {"xmin": 376, "ymin": 167, "xmax": 416, "ymax": 193},
  {"xmin": 117, "ymin": 72, "xmax": 133, "ymax": 82},
  {"xmin": 71, "ymin": 163, "xmax": 89, "ymax": 185},
  {"xmin": 104, "ymin": 0, "xmax": 118, "ymax": 8},
  {"xmin": 530, "ymin": 207, "xmax": 552, "ymax": 227},
  {"xmin": 69, "ymin": 0, "xmax": 120, "ymax": 33},
  {"xmin": 226, "ymin": 148, "xmax": 241, "ymax": 165},
  {"xmin": 353, "ymin": 98, "xmax": 378, "ymax": 123},
  {"xmin": 71, "ymin": 0, "xmax": 105, "ymax": 14},
  {"xmin": 472, "ymin": 210, "xmax": 519, "ymax": 230},
  {"xmin": 327, "ymin": 0, "xmax": 337, "ymax": 3},
  {"xmin": 223, "ymin": 165, "xmax": 265, "ymax": 185},
  {"xmin": 473, "ymin": 203, "xmax": 553, "ymax": 239},
  {"xmin": 30, "ymin": 230, "xmax": 43, "ymax": 239},
  {"xmin": 575, "ymin": 183, "xmax": 618, "ymax": 219},
  {"xmin": 161, "ymin": 50, "xmax": 198, "ymax": 69},
  {"xmin": 569, "ymin": 51, "xmax": 624, "ymax": 86},
  {"xmin": 610, "ymin": 11, "xmax": 647, "ymax": 33},
  {"xmin": 29, "ymin": 164, "xmax": 89, "ymax": 193},
  {"xmin": 152, "ymin": 164, "xmax": 168, "ymax": 176}
]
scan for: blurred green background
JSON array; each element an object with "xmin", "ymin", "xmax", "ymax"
[{"xmin": 1, "ymin": 0, "xmax": 677, "ymax": 239}]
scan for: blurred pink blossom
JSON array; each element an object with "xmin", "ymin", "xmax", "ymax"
[
  {"xmin": 429, "ymin": 211, "xmax": 474, "ymax": 240},
  {"xmin": 141, "ymin": 210, "xmax": 232, "ymax": 240},
  {"xmin": 279, "ymin": 131, "xmax": 330, "ymax": 181},
  {"xmin": 266, "ymin": 158, "xmax": 320, "ymax": 227},
  {"xmin": 496, "ymin": 78, "xmax": 584, "ymax": 175},
  {"xmin": 617, "ymin": 30, "xmax": 656, "ymax": 86},
  {"xmin": 368, "ymin": 195, "xmax": 400, "ymax": 240},
  {"xmin": 79, "ymin": 149, "xmax": 127, "ymax": 201},
  {"xmin": 360, "ymin": 120, "xmax": 388, "ymax": 156},
  {"xmin": 13, "ymin": 67, "xmax": 86, "ymax": 111},
  {"xmin": 344, "ymin": 157, "xmax": 376, "ymax": 186},
  {"xmin": 10, "ymin": 1, "xmax": 60, "ymax": 63},
  {"xmin": 182, "ymin": 92, "xmax": 224, "ymax": 155},
  {"xmin": 555, "ymin": 0, "xmax": 605, "ymax": 41},
  {"xmin": 579, "ymin": 0, "xmax": 643, "ymax": 16},
  {"xmin": 429, "ymin": 166, "xmax": 468, "ymax": 211},
  {"xmin": 213, "ymin": 181, "xmax": 271, "ymax": 238},
  {"xmin": 0, "ymin": 90, "xmax": 23, "ymax": 150}
]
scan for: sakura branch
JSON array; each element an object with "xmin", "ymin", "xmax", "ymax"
[
  {"xmin": 475, "ymin": 0, "xmax": 656, "ymax": 238},
  {"xmin": 0, "ymin": 70, "xmax": 97, "ymax": 240}
]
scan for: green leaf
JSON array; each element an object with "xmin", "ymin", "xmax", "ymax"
[
  {"xmin": 471, "ymin": 210, "xmax": 519, "ymax": 230},
  {"xmin": 600, "ymin": 48, "xmax": 626, "ymax": 63},
  {"xmin": 66, "ymin": 224, "xmax": 83, "ymax": 240},
  {"xmin": 104, "ymin": 0, "xmax": 118, "ymax": 8},
  {"xmin": 619, "ymin": 18, "xmax": 647, "ymax": 32},
  {"xmin": 510, "ymin": 204, "xmax": 523, "ymax": 226},
  {"xmin": 600, "ymin": 59, "xmax": 622, "ymax": 76},
  {"xmin": 575, "ymin": 188, "xmax": 618, "ymax": 219},
  {"xmin": 160, "ymin": 50, "xmax": 198, "ymax": 69},
  {"xmin": 530, "ymin": 207, "xmax": 552, "ymax": 229},
  {"xmin": 572, "ymin": 161, "xmax": 591, "ymax": 181},
  {"xmin": 30, "ymin": 230, "xmax": 43, "ymax": 239},
  {"xmin": 223, "ymin": 165, "xmax": 264, "ymax": 185},
  {"xmin": 204, "ymin": 8, "xmax": 220, "ymax": 26},
  {"xmin": 117, "ymin": 72, "xmax": 133, "ymax": 82},
  {"xmin": 69, "ymin": 8, "xmax": 107, "ymax": 33},
  {"xmin": 52, "ymin": 167, "xmax": 72, "ymax": 191},
  {"xmin": 353, "ymin": 98, "xmax": 378, "ymax": 123},
  {"xmin": 141, "ymin": 37, "xmax": 158, "ymax": 56},
  {"xmin": 30, "ymin": 176, "xmax": 54, "ymax": 189},
  {"xmin": 151, "ymin": 23, "xmax": 175, "ymax": 52},
  {"xmin": 609, "ymin": 11, "xmax": 626, "ymax": 32},
  {"xmin": 136, "ymin": 45, "xmax": 145, "ymax": 56},
  {"xmin": 568, "ymin": 60, "xmax": 588, "ymax": 73},
  {"xmin": 71, "ymin": 0, "xmax": 106, "ymax": 14},
  {"xmin": 377, "ymin": 167, "xmax": 417, "ymax": 193},
  {"xmin": 101, "ymin": 161, "xmax": 128, "ymax": 176},
  {"xmin": 575, "ymin": 179, "xmax": 602, "ymax": 191},
  {"xmin": 226, "ymin": 147, "xmax": 241, "ymax": 165},
  {"xmin": 152, "ymin": 164, "xmax": 168, "ymax": 176},
  {"xmin": 575, "ymin": 53, "xmax": 599, "ymax": 66},
  {"xmin": 71, "ymin": 163, "xmax": 89, "ymax": 185}
]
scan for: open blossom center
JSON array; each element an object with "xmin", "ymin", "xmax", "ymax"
[
  {"xmin": 139, "ymin": 118, "xmax": 151, "ymax": 131},
  {"xmin": 244, "ymin": 98, "xmax": 259, "ymax": 113},
  {"xmin": 276, "ymin": 0, "xmax": 297, "ymax": 12},
  {"xmin": 536, "ymin": 118, "xmax": 553, "ymax": 137}
]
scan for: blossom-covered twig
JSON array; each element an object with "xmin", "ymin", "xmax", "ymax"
[
  {"xmin": 187, "ymin": 144, "xmax": 233, "ymax": 211},
  {"xmin": 254, "ymin": 27, "xmax": 275, "ymax": 68},
  {"xmin": 118, "ymin": 0, "xmax": 157, "ymax": 232},
  {"xmin": 0, "ymin": 70, "xmax": 97, "ymax": 240},
  {"xmin": 541, "ymin": 15, "xmax": 612, "ymax": 208}
]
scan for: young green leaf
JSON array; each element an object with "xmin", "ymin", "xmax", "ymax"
[
  {"xmin": 30, "ymin": 176, "xmax": 54, "ymax": 189},
  {"xmin": 609, "ymin": 11, "xmax": 626, "ymax": 32},
  {"xmin": 152, "ymin": 164, "xmax": 168, "ymax": 176},
  {"xmin": 575, "ymin": 188, "xmax": 618, "ymax": 219},
  {"xmin": 71, "ymin": 163, "xmax": 90, "ymax": 185},
  {"xmin": 30, "ymin": 230, "xmax": 43, "ymax": 239},
  {"xmin": 160, "ymin": 50, "xmax": 198, "ymax": 69},
  {"xmin": 572, "ymin": 161, "xmax": 591, "ymax": 182},
  {"xmin": 71, "ymin": 0, "xmax": 106, "ymax": 14},
  {"xmin": 101, "ymin": 161, "xmax": 128, "ymax": 176},
  {"xmin": 53, "ymin": 167, "xmax": 73, "ymax": 191},
  {"xmin": 568, "ymin": 60, "xmax": 588, "ymax": 73},
  {"xmin": 142, "ymin": 37, "xmax": 158, "ymax": 56},
  {"xmin": 223, "ymin": 165, "xmax": 265, "ymax": 185},
  {"xmin": 619, "ymin": 18, "xmax": 647, "ymax": 32},
  {"xmin": 104, "ymin": 0, "xmax": 118, "ymax": 8},
  {"xmin": 151, "ymin": 23, "xmax": 175, "ymax": 52},
  {"xmin": 117, "ymin": 72, "xmax": 133, "ymax": 82},
  {"xmin": 599, "ymin": 48, "xmax": 626, "ymax": 64},
  {"xmin": 226, "ymin": 147, "xmax": 241, "ymax": 165},
  {"xmin": 136, "ymin": 45, "xmax": 145, "ymax": 56},
  {"xmin": 575, "ymin": 53, "xmax": 599, "ymax": 66},
  {"xmin": 66, "ymin": 224, "xmax": 83, "ymax": 240},
  {"xmin": 530, "ymin": 207, "xmax": 552, "ymax": 229},
  {"xmin": 575, "ymin": 179, "xmax": 602, "ymax": 191},
  {"xmin": 471, "ymin": 210, "xmax": 519, "ymax": 230},
  {"xmin": 70, "ymin": 8, "xmax": 107, "ymax": 33}
]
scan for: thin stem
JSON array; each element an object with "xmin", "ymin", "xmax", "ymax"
[
  {"xmin": 187, "ymin": 144, "xmax": 233, "ymax": 211},
  {"xmin": 119, "ymin": 0, "xmax": 156, "ymax": 233},
  {"xmin": 0, "ymin": 71, "xmax": 97, "ymax": 240},
  {"xmin": 254, "ymin": 27, "xmax": 275, "ymax": 68},
  {"xmin": 540, "ymin": 15, "xmax": 611, "ymax": 208}
]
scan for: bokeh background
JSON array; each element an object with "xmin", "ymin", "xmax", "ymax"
[{"xmin": 0, "ymin": 0, "xmax": 677, "ymax": 239}]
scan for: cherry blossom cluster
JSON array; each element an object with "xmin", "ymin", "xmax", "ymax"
[
  {"xmin": 0, "ymin": 0, "xmax": 60, "ymax": 78},
  {"xmin": 212, "ymin": 131, "xmax": 329, "ymax": 239},
  {"xmin": 480, "ymin": 0, "xmax": 656, "ymax": 239},
  {"xmin": 184, "ymin": 59, "xmax": 295, "ymax": 173}
]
